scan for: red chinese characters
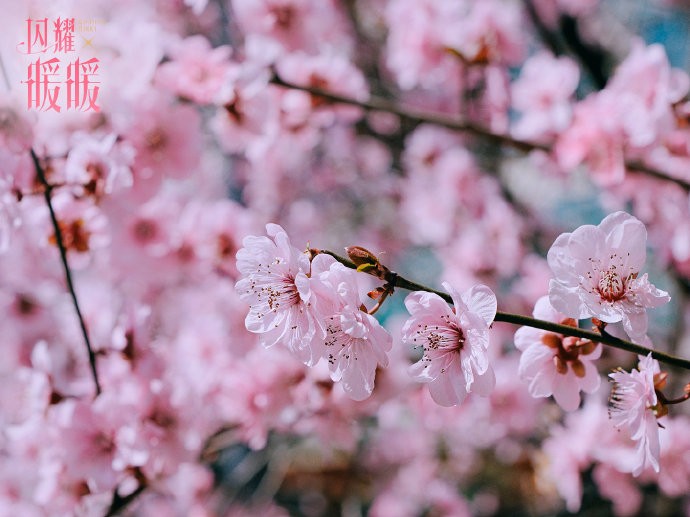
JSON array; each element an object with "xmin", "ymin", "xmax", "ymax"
[{"xmin": 18, "ymin": 17, "xmax": 101, "ymax": 112}]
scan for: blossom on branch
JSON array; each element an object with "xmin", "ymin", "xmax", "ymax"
[
  {"xmin": 321, "ymin": 263, "xmax": 392, "ymax": 400},
  {"xmin": 401, "ymin": 282, "xmax": 497, "ymax": 407},
  {"xmin": 547, "ymin": 211, "xmax": 670, "ymax": 344},
  {"xmin": 608, "ymin": 353, "xmax": 665, "ymax": 476},
  {"xmin": 235, "ymin": 223, "xmax": 335, "ymax": 366},
  {"xmin": 514, "ymin": 296, "xmax": 601, "ymax": 411}
]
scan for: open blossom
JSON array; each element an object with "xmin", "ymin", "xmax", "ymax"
[
  {"xmin": 608, "ymin": 353, "xmax": 664, "ymax": 476},
  {"xmin": 235, "ymin": 223, "xmax": 335, "ymax": 366},
  {"xmin": 64, "ymin": 132, "xmax": 134, "ymax": 199},
  {"xmin": 321, "ymin": 263, "xmax": 392, "ymax": 400},
  {"xmin": 155, "ymin": 35, "xmax": 233, "ymax": 104},
  {"xmin": 511, "ymin": 52, "xmax": 579, "ymax": 141},
  {"xmin": 547, "ymin": 211, "xmax": 670, "ymax": 344},
  {"xmin": 514, "ymin": 296, "xmax": 601, "ymax": 411},
  {"xmin": 401, "ymin": 283, "xmax": 497, "ymax": 407}
]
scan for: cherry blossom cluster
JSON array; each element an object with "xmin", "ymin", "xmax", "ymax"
[
  {"xmin": 236, "ymin": 223, "xmax": 392, "ymax": 400},
  {"xmin": 4, "ymin": 0, "xmax": 690, "ymax": 515},
  {"xmin": 236, "ymin": 212, "xmax": 680, "ymax": 482},
  {"xmin": 236, "ymin": 223, "xmax": 501, "ymax": 407}
]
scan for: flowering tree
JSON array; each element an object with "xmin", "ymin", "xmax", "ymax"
[{"xmin": 3, "ymin": 0, "xmax": 690, "ymax": 515}]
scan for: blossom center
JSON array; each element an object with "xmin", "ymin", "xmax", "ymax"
[
  {"xmin": 597, "ymin": 269, "xmax": 627, "ymax": 302},
  {"xmin": 414, "ymin": 313, "xmax": 466, "ymax": 356},
  {"xmin": 541, "ymin": 321, "xmax": 596, "ymax": 378},
  {"xmin": 271, "ymin": 5, "xmax": 295, "ymax": 29},
  {"xmin": 132, "ymin": 218, "xmax": 158, "ymax": 243},
  {"xmin": 145, "ymin": 128, "xmax": 167, "ymax": 152},
  {"xmin": 49, "ymin": 218, "xmax": 91, "ymax": 253},
  {"xmin": 263, "ymin": 274, "xmax": 300, "ymax": 311}
]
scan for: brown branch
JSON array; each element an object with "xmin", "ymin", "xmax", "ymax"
[
  {"xmin": 318, "ymin": 249, "xmax": 690, "ymax": 371},
  {"xmin": 269, "ymin": 73, "xmax": 543, "ymax": 153},
  {"xmin": 269, "ymin": 73, "xmax": 690, "ymax": 192},
  {"xmin": 30, "ymin": 149, "xmax": 102, "ymax": 396}
]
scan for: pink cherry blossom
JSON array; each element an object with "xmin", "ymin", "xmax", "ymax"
[
  {"xmin": 655, "ymin": 415, "xmax": 690, "ymax": 497},
  {"xmin": 44, "ymin": 192, "xmax": 110, "ymax": 270},
  {"xmin": 383, "ymin": 0, "xmax": 462, "ymax": 90},
  {"xmin": 321, "ymin": 262, "xmax": 392, "ymax": 400},
  {"xmin": 555, "ymin": 43, "xmax": 689, "ymax": 185},
  {"xmin": 514, "ymin": 296, "xmax": 601, "ymax": 411},
  {"xmin": 63, "ymin": 132, "xmax": 134, "ymax": 199},
  {"xmin": 115, "ymin": 93, "xmax": 203, "ymax": 199},
  {"xmin": 607, "ymin": 43, "xmax": 689, "ymax": 149},
  {"xmin": 511, "ymin": 52, "xmax": 579, "ymax": 142},
  {"xmin": 232, "ymin": 0, "xmax": 353, "ymax": 57},
  {"xmin": 541, "ymin": 397, "xmax": 628, "ymax": 513},
  {"xmin": 5, "ymin": 1, "xmax": 690, "ymax": 513},
  {"xmin": 592, "ymin": 464, "xmax": 642, "ymax": 517},
  {"xmin": 608, "ymin": 353, "xmax": 663, "ymax": 476},
  {"xmin": 275, "ymin": 51, "xmax": 369, "ymax": 126},
  {"xmin": 235, "ymin": 224, "xmax": 335, "ymax": 366},
  {"xmin": 401, "ymin": 282, "xmax": 497, "ymax": 406},
  {"xmin": 555, "ymin": 90, "xmax": 628, "ymax": 185},
  {"xmin": 547, "ymin": 211, "xmax": 670, "ymax": 343},
  {"xmin": 211, "ymin": 65, "xmax": 277, "ymax": 156},
  {"xmin": 444, "ymin": 0, "xmax": 525, "ymax": 66},
  {"xmin": 155, "ymin": 35, "xmax": 233, "ymax": 105}
]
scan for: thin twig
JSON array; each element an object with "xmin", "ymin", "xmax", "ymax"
[
  {"xmin": 318, "ymin": 249, "xmax": 690, "ymax": 371},
  {"xmin": 269, "ymin": 73, "xmax": 543, "ymax": 153},
  {"xmin": 269, "ymin": 73, "xmax": 690, "ymax": 192},
  {"xmin": 30, "ymin": 150, "xmax": 102, "ymax": 396}
]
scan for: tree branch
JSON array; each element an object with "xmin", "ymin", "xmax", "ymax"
[
  {"xmin": 317, "ymin": 249, "xmax": 690, "ymax": 371},
  {"xmin": 269, "ymin": 73, "xmax": 690, "ymax": 192},
  {"xmin": 30, "ymin": 149, "xmax": 102, "ymax": 396}
]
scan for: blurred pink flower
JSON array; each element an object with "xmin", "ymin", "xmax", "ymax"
[
  {"xmin": 64, "ymin": 132, "xmax": 134, "ymax": 199},
  {"xmin": 46, "ymin": 193, "xmax": 110, "ymax": 270},
  {"xmin": 445, "ymin": 0, "xmax": 525, "ymax": 66},
  {"xmin": 402, "ymin": 282, "xmax": 497, "ymax": 406},
  {"xmin": 232, "ymin": 0, "xmax": 352, "ymax": 57},
  {"xmin": 547, "ymin": 211, "xmax": 670, "ymax": 343},
  {"xmin": 555, "ymin": 91, "xmax": 627, "ymax": 185},
  {"xmin": 116, "ymin": 94, "xmax": 203, "ymax": 200},
  {"xmin": 592, "ymin": 464, "xmax": 642, "ymax": 517},
  {"xmin": 276, "ymin": 51, "xmax": 369, "ymax": 126},
  {"xmin": 555, "ymin": 43, "xmax": 688, "ymax": 185},
  {"xmin": 541, "ymin": 399, "xmax": 609, "ymax": 512},
  {"xmin": 655, "ymin": 415, "xmax": 690, "ymax": 497},
  {"xmin": 321, "ymin": 263, "xmax": 391, "ymax": 400},
  {"xmin": 608, "ymin": 353, "xmax": 663, "ymax": 476},
  {"xmin": 235, "ymin": 224, "xmax": 335, "ymax": 366},
  {"xmin": 384, "ymin": 0, "xmax": 462, "ymax": 90},
  {"xmin": 511, "ymin": 52, "xmax": 579, "ymax": 142},
  {"xmin": 514, "ymin": 296, "xmax": 601, "ymax": 411},
  {"xmin": 0, "ymin": 95, "xmax": 33, "ymax": 154},
  {"xmin": 608, "ymin": 43, "xmax": 689, "ymax": 149},
  {"xmin": 156, "ymin": 35, "xmax": 233, "ymax": 104}
]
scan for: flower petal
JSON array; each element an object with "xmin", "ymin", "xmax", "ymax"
[{"xmin": 460, "ymin": 284, "xmax": 497, "ymax": 326}]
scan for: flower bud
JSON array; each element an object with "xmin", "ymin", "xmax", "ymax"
[{"xmin": 346, "ymin": 246, "xmax": 379, "ymax": 268}]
